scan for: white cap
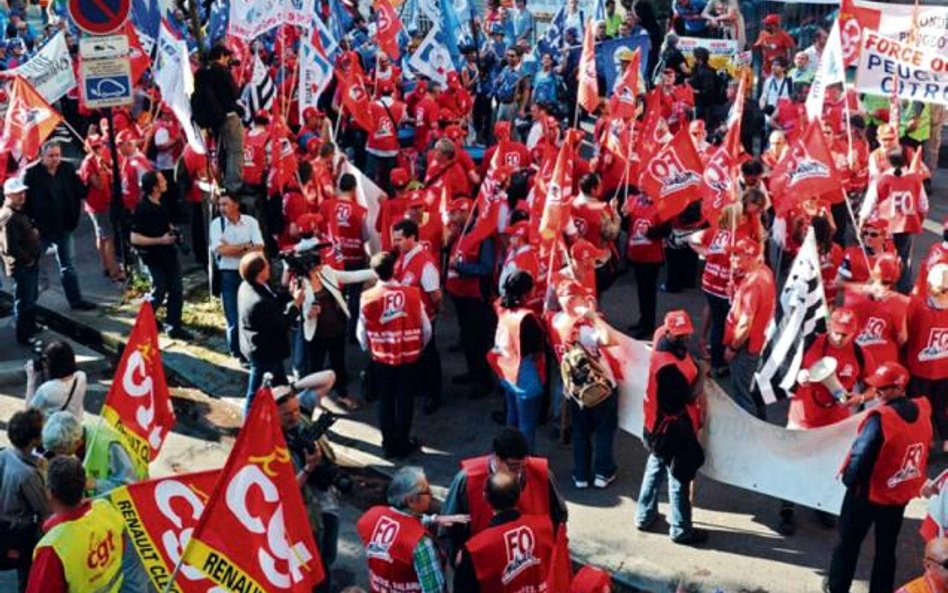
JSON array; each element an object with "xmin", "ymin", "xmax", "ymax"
[
  {"xmin": 928, "ymin": 263, "xmax": 948, "ymax": 292},
  {"xmin": 3, "ymin": 177, "xmax": 28, "ymax": 195}
]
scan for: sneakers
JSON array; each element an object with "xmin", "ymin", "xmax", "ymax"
[
  {"xmin": 594, "ymin": 474, "xmax": 616, "ymax": 489},
  {"xmin": 572, "ymin": 477, "xmax": 589, "ymax": 489},
  {"xmin": 635, "ymin": 514, "xmax": 658, "ymax": 532},
  {"xmin": 672, "ymin": 528, "xmax": 709, "ymax": 546}
]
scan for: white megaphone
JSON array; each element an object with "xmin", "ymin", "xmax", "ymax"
[{"xmin": 799, "ymin": 356, "xmax": 848, "ymax": 402}]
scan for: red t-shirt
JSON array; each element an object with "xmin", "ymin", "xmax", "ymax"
[
  {"xmin": 875, "ymin": 171, "xmax": 927, "ymax": 234},
  {"xmin": 78, "ymin": 154, "xmax": 112, "ymax": 213},
  {"xmin": 725, "ymin": 266, "xmax": 776, "ymax": 354},
  {"xmin": 754, "ymin": 29, "xmax": 796, "ymax": 75}
]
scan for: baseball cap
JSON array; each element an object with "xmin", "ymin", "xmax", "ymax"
[
  {"xmin": 506, "ymin": 220, "xmax": 531, "ymax": 239},
  {"xmin": 302, "ymin": 106, "xmax": 318, "ymax": 121},
  {"xmin": 730, "ymin": 237, "xmax": 762, "ymax": 258},
  {"xmin": 494, "ymin": 121, "xmax": 512, "ymax": 141},
  {"xmin": 864, "ymin": 361, "xmax": 909, "ymax": 389},
  {"xmin": 3, "ymin": 177, "xmax": 28, "ymax": 194},
  {"xmin": 862, "ymin": 218, "xmax": 888, "ymax": 232},
  {"xmin": 408, "ymin": 190, "xmax": 427, "ymax": 208},
  {"xmin": 390, "ymin": 167, "xmax": 410, "ymax": 188},
  {"xmin": 115, "ymin": 129, "xmax": 137, "ymax": 144},
  {"xmin": 872, "ymin": 253, "xmax": 902, "ymax": 284},
  {"xmin": 763, "ymin": 14, "xmax": 780, "ymax": 26},
  {"xmin": 663, "ymin": 310, "xmax": 694, "ymax": 336},
  {"xmin": 306, "ymin": 137, "xmax": 321, "ymax": 153},
  {"xmin": 829, "ymin": 307, "xmax": 859, "ymax": 335}
]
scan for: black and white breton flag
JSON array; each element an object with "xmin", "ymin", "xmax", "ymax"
[
  {"xmin": 240, "ymin": 54, "xmax": 275, "ymax": 125},
  {"xmin": 754, "ymin": 228, "xmax": 829, "ymax": 404}
]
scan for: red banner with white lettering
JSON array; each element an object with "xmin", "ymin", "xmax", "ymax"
[
  {"xmin": 106, "ymin": 470, "xmax": 221, "ymax": 593},
  {"xmin": 769, "ymin": 120, "xmax": 843, "ymax": 216},
  {"xmin": 374, "ymin": 0, "xmax": 403, "ymax": 59},
  {"xmin": 337, "ymin": 68, "xmax": 375, "ymax": 132},
  {"xmin": 1, "ymin": 76, "xmax": 63, "ymax": 160},
  {"xmin": 100, "ymin": 301, "xmax": 174, "ymax": 479},
  {"xmin": 638, "ymin": 127, "xmax": 704, "ymax": 222},
  {"xmin": 181, "ymin": 388, "xmax": 325, "ymax": 592}
]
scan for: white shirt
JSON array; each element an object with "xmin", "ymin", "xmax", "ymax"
[
  {"xmin": 400, "ymin": 245, "xmax": 441, "ymax": 293},
  {"xmin": 28, "ymin": 371, "xmax": 87, "ymax": 421},
  {"xmin": 356, "ymin": 280, "xmax": 432, "ymax": 351},
  {"xmin": 803, "ymin": 44, "xmax": 822, "ymax": 74},
  {"xmin": 209, "ymin": 214, "xmax": 264, "ymax": 270},
  {"xmin": 759, "ymin": 75, "xmax": 791, "ymax": 110},
  {"xmin": 153, "ymin": 127, "xmax": 175, "ymax": 170}
]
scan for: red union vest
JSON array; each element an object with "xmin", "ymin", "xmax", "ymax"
[
  {"xmin": 446, "ymin": 233, "xmax": 482, "ymax": 299},
  {"xmin": 120, "ymin": 153, "xmax": 152, "ymax": 210},
  {"xmin": 466, "ymin": 514, "xmax": 554, "ymax": 593},
  {"xmin": 788, "ymin": 334, "xmax": 861, "ymax": 429},
  {"xmin": 395, "ymin": 247, "xmax": 439, "ymax": 317},
  {"xmin": 700, "ymin": 228, "xmax": 733, "ymax": 299},
  {"xmin": 367, "ymin": 99, "xmax": 406, "ymax": 155},
  {"xmin": 570, "ymin": 200, "xmax": 612, "ymax": 251},
  {"xmin": 322, "ymin": 197, "xmax": 368, "ymax": 264},
  {"xmin": 377, "ymin": 196, "xmax": 410, "ymax": 251},
  {"xmin": 857, "ymin": 398, "xmax": 933, "ymax": 506},
  {"xmin": 875, "ymin": 172, "xmax": 926, "ymax": 235},
  {"xmin": 361, "ymin": 284, "xmax": 425, "ymax": 366},
  {"xmin": 625, "ymin": 198, "xmax": 664, "ymax": 263},
  {"xmin": 841, "ymin": 245, "xmax": 895, "ymax": 284},
  {"xmin": 906, "ymin": 296, "xmax": 948, "ymax": 380},
  {"xmin": 644, "ymin": 338, "xmax": 699, "ymax": 435},
  {"xmin": 488, "ymin": 308, "xmax": 533, "ymax": 385},
  {"xmin": 243, "ymin": 129, "xmax": 268, "ymax": 185},
  {"xmin": 462, "ymin": 456, "xmax": 551, "ymax": 536},
  {"xmin": 844, "ymin": 288, "xmax": 908, "ymax": 374},
  {"xmin": 356, "ymin": 506, "xmax": 426, "ymax": 593}
]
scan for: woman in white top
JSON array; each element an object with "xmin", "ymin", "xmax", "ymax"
[
  {"xmin": 25, "ymin": 340, "xmax": 87, "ymax": 421},
  {"xmin": 701, "ymin": 0, "xmax": 745, "ymax": 49}
]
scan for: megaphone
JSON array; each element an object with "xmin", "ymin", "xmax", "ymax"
[{"xmin": 801, "ymin": 356, "xmax": 848, "ymax": 402}]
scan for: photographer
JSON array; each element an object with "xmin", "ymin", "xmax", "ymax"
[
  {"xmin": 193, "ymin": 44, "xmax": 244, "ymax": 194},
  {"xmin": 276, "ymin": 386, "xmax": 345, "ymax": 593},
  {"xmin": 25, "ymin": 340, "xmax": 86, "ymax": 421},
  {"xmin": 130, "ymin": 171, "xmax": 193, "ymax": 340}
]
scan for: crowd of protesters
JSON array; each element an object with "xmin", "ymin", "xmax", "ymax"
[{"xmin": 1, "ymin": 0, "xmax": 948, "ymax": 592}]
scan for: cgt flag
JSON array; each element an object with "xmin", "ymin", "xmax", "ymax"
[
  {"xmin": 577, "ymin": 22, "xmax": 599, "ymax": 114},
  {"xmin": 607, "ymin": 49, "xmax": 641, "ymax": 120},
  {"xmin": 180, "ymin": 388, "xmax": 325, "ymax": 592},
  {"xmin": 374, "ymin": 0, "xmax": 403, "ymax": 58},
  {"xmin": 539, "ymin": 129, "xmax": 582, "ymax": 238},
  {"xmin": 638, "ymin": 127, "xmax": 704, "ymax": 222},
  {"xmin": 99, "ymin": 301, "xmax": 174, "ymax": 479},
  {"xmin": 106, "ymin": 470, "xmax": 222, "ymax": 593},
  {"xmin": 1, "ymin": 76, "xmax": 63, "ymax": 160},
  {"xmin": 769, "ymin": 120, "xmax": 843, "ymax": 216}
]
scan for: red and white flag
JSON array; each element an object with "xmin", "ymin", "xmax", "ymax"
[
  {"xmin": 337, "ymin": 67, "xmax": 375, "ymax": 132},
  {"xmin": 106, "ymin": 470, "xmax": 222, "ymax": 593},
  {"xmin": 638, "ymin": 127, "xmax": 704, "ymax": 222},
  {"xmin": 180, "ymin": 388, "xmax": 325, "ymax": 592},
  {"xmin": 458, "ymin": 146, "xmax": 506, "ymax": 252},
  {"xmin": 539, "ymin": 129, "xmax": 582, "ymax": 237},
  {"xmin": 702, "ymin": 75, "xmax": 747, "ymax": 223},
  {"xmin": 607, "ymin": 49, "xmax": 640, "ymax": 120},
  {"xmin": 123, "ymin": 22, "xmax": 151, "ymax": 85},
  {"xmin": 839, "ymin": 0, "xmax": 880, "ymax": 67},
  {"xmin": 636, "ymin": 89, "xmax": 670, "ymax": 167},
  {"xmin": 577, "ymin": 23, "xmax": 599, "ymax": 114},
  {"xmin": 99, "ymin": 301, "xmax": 174, "ymax": 479},
  {"xmin": 374, "ymin": 0, "xmax": 403, "ymax": 59},
  {"xmin": 769, "ymin": 120, "xmax": 844, "ymax": 215},
  {"xmin": 1, "ymin": 76, "xmax": 63, "ymax": 160}
]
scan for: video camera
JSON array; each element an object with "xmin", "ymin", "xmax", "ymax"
[
  {"xmin": 284, "ymin": 411, "xmax": 354, "ymax": 493},
  {"xmin": 278, "ymin": 239, "xmax": 332, "ymax": 278}
]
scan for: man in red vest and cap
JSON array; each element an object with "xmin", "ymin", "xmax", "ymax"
[
  {"xmin": 357, "ymin": 251, "xmax": 431, "ymax": 458},
  {"xmin": 825, "ymin": 361, "xmax": 933, "ymax": 593},
  {"xmin": 637, "ymin": 310, "xmax": 708, "ymax": 545},
  {"xmin": 453, "ymin": 471, "xmax": 554, "ymax": 593},
  {"xmin": 443, "ymin": 428, "xmax": 568, "ymax": 565}
]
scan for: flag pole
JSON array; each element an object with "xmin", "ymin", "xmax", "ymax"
[{"xmin": 160, "ymin": 553, "xmax": 186, "ymax": 593}]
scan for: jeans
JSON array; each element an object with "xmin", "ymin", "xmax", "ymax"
[
  {"xmin": 706, "ymin": 292, "xmax": 730, "ymax": 370},
  {"xmin": 365, "ymin": 153, "xmax": 396, "ymax": 195},
  {"xmin": 729, "ymin": 347, "xmax": 766, "ymax": 420},
  {"xmin": 827, "ymin": 490, "xmax": 905, "ymax": 593},
  {"xmin": 220, "ymin": 270, "xmax": 241, "ymax": 357},
  {"xmin": 12, "ymin": 265, "xmax": 39, "ymax": 343},
  {"xmin": 291, "ymin": 324, "xmax": 308, "ymax": 378},
  {"xmin": 245, "ymin": 359, "xmax": 288, "ymax": 415},
  {"xmin": 635, "ymin": 452, "xmax": 693, "ymax": 539},
  {"xmin": 893, "ymin": 232, "xmax": 915, "ymax": 294},
  {"xmin": 502, "ymin": 359, "xmax": 544, "ymax": 452},
  {"xmin": 570, "ymin": 391, "xmax": 618, "ymax": 482},
  {"xmin": 452, "ymin": 295, "xmax": 495, "ymax": 384},
  {"xmin": 420, "ymin": 332, "xmax": 443, "ymax": 404},
  {"xmin": 219, "ymin": 113, "xmax": 244, "ymax": 193},
  {"xmin": 144, "ymin": 256, "xmax": 183, "ymax": 329},
  {"xmin": 41, "ymin": 232, "xmax": 82, "ymax": 305}
]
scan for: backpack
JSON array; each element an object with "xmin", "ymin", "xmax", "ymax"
[{"xmin": 560, "ymin": 341, "xmax": 615, "ymax": 409}]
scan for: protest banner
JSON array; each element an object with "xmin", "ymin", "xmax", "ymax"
[
  {"xmin": 595, "ymin": 35, "xmax": 651, "ymax": 94},
  {"xmin": 678, "ymin": 36, "xmax": 741, "ymax": 76},
  {"xmin": 857, "ymin": 0, "xmax": 948, "ymax": 56},
  {"xmin": 855, "ymin": 30, "xmax": 948, "ymax": 107},
  {"xmin": 9, "ymin": 32, "xmax": 76, "ymax": 104}
]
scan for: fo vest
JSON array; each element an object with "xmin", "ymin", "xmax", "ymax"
[
  {"xmin": 644, "ymin": 343, "xmax": 699, "ymax": 436},
  {"xmin": 625, "ymin": 199, "xmax": 663, "ymax": 263},
  {"xmin": 789, "ymin": 335, "xmax": 862, "ymax": 429},
  {"xmin": 324, "ymin": 198, "xmax": 368, "ymax": 264},
  {"xmin": 905, "ymin": 297, "xmax": 948, "ymax": 380},
  {"xmin": 356, "ymin": 506, "xmax": 426, "ymax": 593},
  {"xmin": 489, "ymin": 308, "xmax": 532, "ymax": 385},
  {"xmin": 845, "ymin": 288, "xmax": 909, "ymax": 372},
  {"xmin": 395, "ymin": 248, "xmax": 439, "ymax": 317},
  {"xmin": 361, "ymin": 285, "xmax": 425, "ymax": 366},
  {"xmin": 466, "ymin": 514, "xmax": 554, "ymax": 593},
  {"xmin": 462, "ymin": 456, "xmax": 551, "ymax": 536},
  {"xmin": 243, "ymin": 130, "xmax": 268, "ymax": 185},
  {"xmin": 35, "ymin": 499, "xmax": 125, "ymax": 593},
  {"xmin": 446, "ymin": 233, "xmax": 483, "ymax": 299}
]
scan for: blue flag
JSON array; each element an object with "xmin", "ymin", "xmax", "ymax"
[
  {"xmin": 207, "ymin": 0, "xmax": 229, "ymax": 46},
  {"xmin": 328, "ymin": 0, "xmax": 353, "ymax": 47},
  {"xmin": 535, "ymin": 6, "xmax": 565, "ymax": 62},
  {"xmin": 131, "ymin": 0, "xmax": 162, "ymax": 48},
  {"xmin": 438, "ymin": 0, "xmax": 463, "ymax": 68}
]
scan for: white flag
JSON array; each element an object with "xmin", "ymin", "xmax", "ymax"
[
  {"xmin": 298, "ymin": 24, "xmax": 333, "ymax": 124},
  {"xmin": 343, "ymin": 161, "xmax": 384, "ymax": 253},
  {"xmin": 9, "ymin": 31, "xmax": 76, "ymax": 104},
  {"xmin": 155, "ymin": 22, "xmax": 206, "ymax": 154},
  {"xmin": 408, "ymin": 26, "xmax": 456, "ymax": 85},
  {"xmin": 229, "ymin": 0, "xmax": 282, "ymax": 40},
  {"xmin": 805, "ymin": 19, "xmax": 846, "ymax": 121}
]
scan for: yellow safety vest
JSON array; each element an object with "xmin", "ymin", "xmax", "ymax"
[{"xmin": 35, "ymin": 499, "xmax": 125, "ymax": 593}]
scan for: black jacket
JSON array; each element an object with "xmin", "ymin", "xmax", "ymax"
[
  {"xmin": 24, "ymin": 160, "xmax": 87, "ymax": 237},
  {"xmin": 237, "ymin": 281, "xmax": 298, "ymax": 362}
]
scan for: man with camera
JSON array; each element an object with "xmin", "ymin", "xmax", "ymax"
[
  {"xmin": 130, "ymin": 171, "xmax": 193, "ymax": 340},
  {"xmin": 193, "ymin": 44, "xmax": 244, "ymax": 195}
]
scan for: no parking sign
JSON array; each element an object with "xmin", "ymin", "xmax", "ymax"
[{"xmin": 68, "ymin": 0, "xmax": 130, "ymax": 35}]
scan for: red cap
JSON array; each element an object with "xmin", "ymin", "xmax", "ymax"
[
  {"xmin": 115, "ymin": 129, "xmax": 137, "ymax": 144},
  {"xmin": 302, "ymin": 107, "xmax": 318, "ymax": 121},
  {"xmin": 446, "ymin": 71, "xmax": 460, "ymax": 87},
  {"xmin": 506, "ymin": 220, "xmax": 531, "ymax": 239},
  {"xmin": 570, "ymin": 239, "xmax": 608, "ymax": 262},
  {"xmin": 85, "ymin": 134, "xmax": 104, "ymax": 148},
  {"xmin": 763, "ymin": 14, "xmax": 780, "ymax": 26},
  {"xmin": 730, "ymin": 237, "xmax": 762, "ymax": 258},
  {"xmin": 376, "ymin": 79, "xmax": 395, "ymax": 95},
  {"xmin": 829, "ymin": 307, "xmax": 859, "ymax": 335},
  {"xmin": 296, "ymin": 213, "xmax": 323, "ymax": 233},
  {"xmin": 306, "ymin": 137, "xmax": 321, "ymax": 153},
  {"xmin": 390, "ymin": 167, "xmax": 410, "ymax": 188},
  {"xmin": 862, "ymin": 218, "xmax": 889, "ymax": 232},
  {"xmin": 448, "ymin": 197, "xmax": 473, "ymax": 213},
  {"xmin": 864, "ymin": 361, "xmax": 909, "ymax": 389},
  {"xmin": 872, "ymin": 253, "xmax": 902, "ymax": 284},
  {"xmin": 663, "ymin": 310, "xmax": 694, "ymax": 336},
  {"xmin": 494, "ymin": 121, "xmax": 512, "ymax": 141},
  {"xmin": 408, "ymin": 190, "xmax": 427, "ymax": 207}
]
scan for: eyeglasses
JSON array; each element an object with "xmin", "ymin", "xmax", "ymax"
[
  {"xmin": 861, "ymin": 231, "xmax": 880, "ymax": 238},
  {"xmin": 926, "ymin": 557, "xmax": 948, "ymax": 570}
]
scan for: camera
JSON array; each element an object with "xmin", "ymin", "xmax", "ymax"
[
  {"xmin": 31, "ymin": 343, "xmax": 46, "ymax": 381},
  {"xmin": 169, "ymin": 228, "xmax": 192, "ymax": 256},
  {"xmin": 278, "ymin": 240, "xmax": 332, "ymax": 278},
  {"xmin": 284, "ymin": 411, "xmax": 354, "ymax": 494}
]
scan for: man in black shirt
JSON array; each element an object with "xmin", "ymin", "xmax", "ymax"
[
  {"xmin": 130, "ymin": 171, "xmax": 192, "ymax": 340},
  {"xmin": 194, "ymin": 45, "xmax": 244, "ymax": 194},
  {"xmin": 23, "ymin": 141, "xmax": 95, "ymax": 311}
]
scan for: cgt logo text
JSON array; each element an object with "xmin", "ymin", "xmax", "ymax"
[
  {"xmin": 501, "ymin": 526, "xmax": 540, "ymax": 585},
  {"xmin": 87, "ymin": 529, "xmax": 118, "ymax": 569}
]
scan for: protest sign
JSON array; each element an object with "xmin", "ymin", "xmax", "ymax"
[
  {"xmin": 678, "ymin": 36, "xmax": 741, "ymax": 76},
  {"xmin": 9, "ymin": 32, "xmax": 76, "ymax": 104},
  {"xmin": 855, "ymin": 30, "xmax": 948, "ymax": 107}
]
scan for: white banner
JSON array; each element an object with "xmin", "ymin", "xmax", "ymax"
[
  {"xmin": 228, "ymin": 0, "xmax": 282, "ymax": 40},
  {"xmin": 283, "ymin": 0, "xmax": 315, "ymax": 27},
  {"xmin": 678, "ymin": 36, "xmax": 742, "ymax": 76},
  {"xmin": 806, "ymin": 19, "xmax": 845, "ymax": 120},
  {"xmin": 856, "ymin": 0, "xmax": 948, "ymax": 56},
  {"xmin": 611, "ymin": 329, "xmax": 857, "ymax": 513},
  {"xmin": 10, "ymin": 32, "xmax": 76, "ymax": 104},
  {"xmin": 155, "ymin": 23, "xmax": 206, "ymax": 154},
  {"xmin": 408, "ymin": 26, "xmax": 456, "ymax": 85},
  {"xmin": 344, "ymin": 161, "xmax": 384, "ymax": 253},
  {"xmin": 854, "ymin": 31, "xmax": 948, "ymax": 107}
]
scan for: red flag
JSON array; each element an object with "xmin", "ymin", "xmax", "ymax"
[
  {"xmin": 337, "ymin": 68, "xmax": 375, "ymax": 132},
  {"xmin": 106, "ymin": 470, "xmax": 221, "ymax": 593},
  {"xmin": 701, "ymin": 124, "xmax": 741, "ymax": 224},
  {"xmin": 1, "ymin": 76, "xmax": 63, "ymax": 160},
  {"xmin": 457, "ymin": 148, "xmax": 505, "ymax": 252},
  {"xmin": 100, "ymin": 302, "xmax": 174, "ymax": 479},
  {"xmin": 539, "ymin": 129, "xmax": 581, "ymax": 237},
  {"xmin": 181, "ymin": 389, "xmax": 325, "ymax": 592},
  {"xmin": 607, "ymin": 49, "xmax": 640, "ymax": 119},
  {"xmin": 547, "ymin": 526, "xmax": 573, "ymax": 592},
  {"xmin": 124, "ymin": 22, "xmax": 151, "ymax": 85},
  {"xmin": 769, "ymin": 120, "xmax": 844, "ymax": 216},
  {"xmin": 636, "ymin": 89, "xmax": 669, "ymax": 166},
  {"xmin": 374, "ymin": 0, "xmax": 403, "ymax": 59},
  {"xmin": 672, "ymin": 84, "xmax": 695, "ymax": 107},
  {"xmin": 638, "ymin": 127, "xmax": 704, "ymax": 222},
  {"xmin": 577, "ymin": 23, "xmax": 598, "ymax": 114},
  {"xmin": 839, "ymin": 0, "xmax": 880, "ymax": 67}
]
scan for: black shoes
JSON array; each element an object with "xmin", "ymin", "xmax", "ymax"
[
  {"xmin": 672, "ymin": 528, "xmax": 709, "ymax": 546},
  {"xmin": 71, "ymin": 300, "xmax": 96, "ymax": 311},
  {"xmin": 166, "ymin": 326, "xmax": 194, "ymax": 340},
  {"xmin": 423, "ymin": 398, "xmax": 440, "ymax": 415}
]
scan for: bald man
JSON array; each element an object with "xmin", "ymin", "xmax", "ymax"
[{"xmin": 896, "ymin": 537, "xmax": 948, "ymax": 593}]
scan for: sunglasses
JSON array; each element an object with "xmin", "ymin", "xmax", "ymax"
[
  {"xmin": 926, "ymin": 557, "xmax": 948, "ymax": 570},
  {"xmin": 861, "ymin": 231, "xmax": 881, "ymax": 237}
]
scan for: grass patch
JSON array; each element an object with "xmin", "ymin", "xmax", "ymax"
[{"xmin": 180, "ymin": 284, "xmax": 227, "ymax": 335}]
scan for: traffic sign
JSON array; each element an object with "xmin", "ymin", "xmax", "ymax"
[
  {"xmin": 68, "ymin": 0, "xmax": 130, "ymax": 35},
  {"xmin": 81, "ymin": 57, "xmax": 133, "ymax": 108},
  {"xmin": 79, "ymin": 34, "xmax": 129, "ymax": 59}
]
